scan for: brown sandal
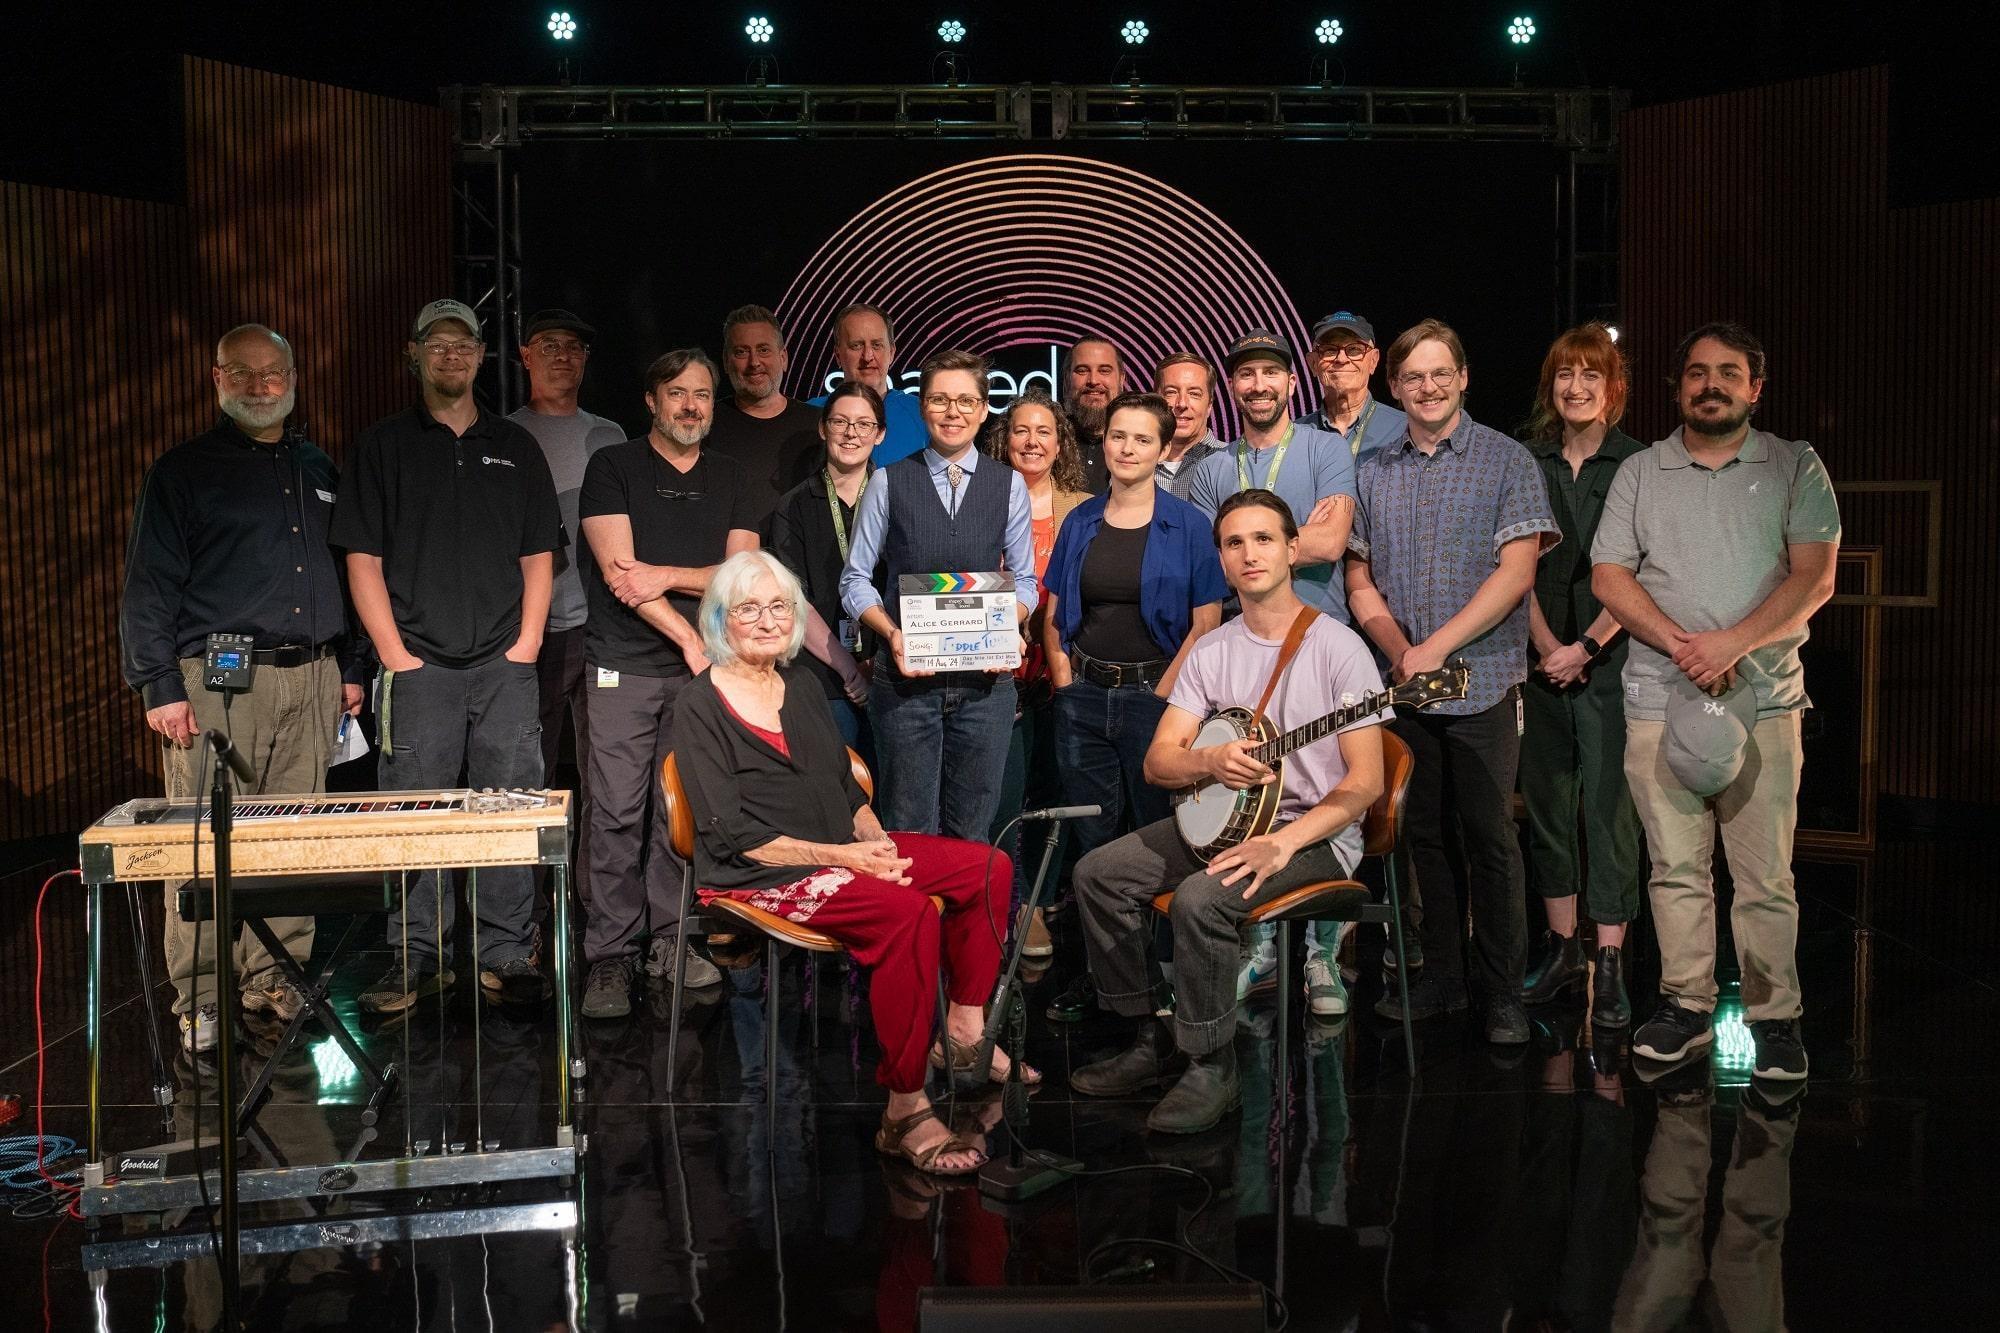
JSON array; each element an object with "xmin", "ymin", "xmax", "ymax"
[
  {"xmin": 875, "ymin": 1106, "xmax": 987, "ymax": 1176},
  {"xmin": 929, "ymin": 1035, "xmax": 1044, "ymax": 1089}
]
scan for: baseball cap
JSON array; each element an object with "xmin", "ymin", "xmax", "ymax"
[
  {"xmin": 411, "ymin": 299, "xmax": 481, "ymax": 341},
  {"xmin": 522, "ymin": 309, "xmax": 595, "ymax": 343},
  {"xmin": 1311, "ymin": 311, "xmax": 1376, "ymax": 344},
  {"xmin": 1662, "ymin": 674, "xmax": 1758, "ymax": 797},
  {"xmin": 1224, "ymin": 329, "xmax": 1294, "ymax": 373}
]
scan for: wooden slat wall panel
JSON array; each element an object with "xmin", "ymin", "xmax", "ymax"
[
  {"xmin": 0, "ymin": 58, "xmax": 446, "ymax": 841},
  {"xmin": 1621, "ymin": 66, "xmax": 2000, "ymax": 808}
]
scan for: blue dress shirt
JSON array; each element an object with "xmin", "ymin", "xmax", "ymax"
[
  {"xmin": 1045, "ymin": 491, "xmax": 1229, "ymax": 659},
  {"xmin": 839, "ymin": 446, "xmax": 1040, "ymax": 620}
]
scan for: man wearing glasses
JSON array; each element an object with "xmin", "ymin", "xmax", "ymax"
[
  {"xmin": 334, "ymin": 300, "xmax": 564, "ymax": 1013},
  {"xmin": 809, "ymin": 303, "xmax": 928, "ymax": 466},
  {"xmin": 1303, "ymin": 311, "xmax": 1406, "ymax": 466},
  {"xmin": 507, "ymin": 309, "xmax": 623, "ymax": 900},
  {"xmin": 122, "ymin": 323, "xmax": 369, "ymax": 1053},
  {"xmin": 574, "ymin": 348, "xmax": 760, "ymax": 1018},
  {"xmin": 708, "ymin": 304, "xmax": 825, "ymax": 522},
  {"xmin": 1345, "ymin": 318, "xmax": 1558, "ymax": 1045},
  {"xmin": 839, "ymin": 350, "xmax": 1039, "ymax": 838}
]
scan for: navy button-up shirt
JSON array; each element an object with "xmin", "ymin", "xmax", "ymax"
[{"xmin": 1350, "ymin": 414, "xmax": 1558, "ymax": 714}]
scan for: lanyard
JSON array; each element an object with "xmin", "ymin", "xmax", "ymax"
[
  {"xmin": 1337, "ymin": 399, "xmax": 1377, "ymax": 459},
  {"xmin": 825, "ymin": 466, "xmax": 868, "ymax": 561},
  {"xmin": 1235, "ymin": 423, "xmax": 1296, "ymax": 493}
]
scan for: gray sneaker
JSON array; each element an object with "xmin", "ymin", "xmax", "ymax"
[
  {"xmin": 241, "ymin": 976, "xmax": 306, "ymax": 1024},
  {"xmin": 582, "ymin": 957, "xmax": 635, "ymax": 1020},
  {"xmin": 1303, "ymin": 953, "xmax": 1349, "ymax": 1017},
  {"xmin": 178, "ymin": 1003, "xmax": 221, "ymax": 1054},
  {"xmin": 647, "ymin": 934, "xmax": 722, "ymax": 989}
]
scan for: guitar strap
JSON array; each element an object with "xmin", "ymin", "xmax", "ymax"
[{"xmin": 1250, "ymin": 606, "xmax": 1320, "ymax": 732}]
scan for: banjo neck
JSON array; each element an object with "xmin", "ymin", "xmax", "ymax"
[{"xmin": 1249, "ymin": 690, "xmax": 1393, "ymax": 765}]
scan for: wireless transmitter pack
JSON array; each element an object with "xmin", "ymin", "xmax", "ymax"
[{"xmin": 203, "ymin": 632, "xmax": 256, "ymax": 693}]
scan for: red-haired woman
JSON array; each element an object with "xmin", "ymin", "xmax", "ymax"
[{"xmin": 1520, "ymin": 323, "xmax": 1646, "ymax": 1026}]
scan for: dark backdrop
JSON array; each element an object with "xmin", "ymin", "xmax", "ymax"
[{"xmin": 511, "ymin": 140, "xmax": 1562, "ymax": 439}]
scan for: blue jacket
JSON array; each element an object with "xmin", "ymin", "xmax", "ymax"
[{"xmin": 1046, "ymin": 490, "xmax": 1229, "ymax": 658}]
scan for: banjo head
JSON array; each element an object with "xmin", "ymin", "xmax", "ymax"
[{"xmin": 1173, "ymin": 709, "xmax": 1281, "ymax": 861}]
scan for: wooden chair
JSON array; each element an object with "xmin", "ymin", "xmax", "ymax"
[
  {"xmin": 659, "ymin": 749, "xmax": 946, "ymax": 1141},
  {"xmin": 1151, "ymin": 728, "xmax": 1419, "ymax": 1078}
]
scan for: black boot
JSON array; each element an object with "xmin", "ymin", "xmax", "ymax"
[
  {"xmin": 1147, "ymin": 1043, "xmax": 1241, "ymax": 1134},
  {"xmin": 1070, "ymin": 1017, "xmax": 1185, "ymax": 1097},
  {"xmin": 1520, "ymin": 929, "xmax": 1585, "ymax": 1004},
  {"xmin": 1592, "ymin": 945, "xmax": 1631, "ymax": 1028}
]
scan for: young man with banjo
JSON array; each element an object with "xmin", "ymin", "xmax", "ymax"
[{"xmin": 1069, "ymin": 489, "xmax": 1464, "ymax": 1133}]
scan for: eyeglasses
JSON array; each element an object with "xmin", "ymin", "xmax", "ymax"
[
  {"xmin": 1394, "ymin": 367, "xmax": 1461, "ymax": 391},
  {"xmin": 654, "ymin": 487, "xmax": 706, "ymax": 502},
  {"xmin": 923, "ymin": 393, "xmax": 984, "ymax": 414},
  {"xmin": 530, "ymin": 339, "xmax": 587, "ymax": 359},
  {"xmin": 420, "ymin": 339, "xmax": 481, "ymax": 359},
  {"xmin": 1315, "ymin": 342, "xmax": 1371, "ymax": 364},
  {"xmin": 825, "ymin": 415, "xmax": 881, "ymax": 436},
  {"xmin": 218, "ymin": 365, "xmax": 293, "ymax": 388},
  {"xmin": 728, "ymin": 600, "xmax": 796, "ymax": 625}
]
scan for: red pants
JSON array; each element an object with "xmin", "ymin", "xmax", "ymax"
[{"xmin": 702, "ymin": 833, "xmax": 1009, "ymax": 1094}]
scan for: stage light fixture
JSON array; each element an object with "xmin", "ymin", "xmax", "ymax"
[
  {"xmin": 1508, "ymin": 15, "xmax": 1537, "ymax": 45},
  {"xmin": 1121, "ymin": 19, "xmax": 1149, "ymax": 45},
  {"xmin": 938, "ymin": 19, "xmax": 965, "ymax": 44},
  {"xmin": 1315, "ymin": 18, "xmax": 1343, "ymax": 45},
  {"xmin": 746, "ymin": 15, "xmax": 774, "ymax": 43},
  {"xmin": 546, "ymin": 10, "xmax": 576, "ymax": 41}
]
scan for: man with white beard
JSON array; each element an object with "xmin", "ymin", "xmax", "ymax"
[{"xmin": 120, "ymin": 323, "xmax": 369, "ymax": 1053}]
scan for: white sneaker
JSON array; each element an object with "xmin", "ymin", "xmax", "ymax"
[
  {"xmin": 1304, "ymin": 954, "xmax": 1349, "ymax": 1017},
  {"xmin": 1235, "ymin": 945, "xmax": 1278, "ymax": 1003},
  {"xmin": 178, "ymin": 1003, "xmax": 220, "ymax": 1055}
]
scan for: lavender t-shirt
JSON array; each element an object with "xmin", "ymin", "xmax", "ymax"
[{"xmin": 1166, "ymin": 614, "xmax": 1391, "ymax": 870}]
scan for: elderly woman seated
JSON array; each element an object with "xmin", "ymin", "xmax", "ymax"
[{"xmin": 672, "ymin": 550, "xmax": 1036, "ymax": 1176}]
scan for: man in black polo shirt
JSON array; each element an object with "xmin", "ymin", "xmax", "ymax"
[
  {"xmin": 706, "ymin": 304, "xmax": 823, "ymax": 526},
  {"xmin": 577, "ymin": 347, "xmax": 761, "ymax": 1018},
  {"xmin": 332, "ymin": 299, "xmax": 563, "ymax": 1013},
  {"xmin": 121, "ymin": 322, "xmax": 368, "ymax": 1054},
  {"xmin": 1063, "ymin": 335, "xmax": 1124, "ymax": 492}
]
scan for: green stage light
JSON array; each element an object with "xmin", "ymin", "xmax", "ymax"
[
  {"xmin": 1508, "ymin": 15, "xmax": 1537, "ymax": 45},
  {"xmin": 1315, "ymin": 18, "xmax": 1343, "ymax": 45},
  {"xmin": 746, "ymin": 15, "xmax": 774, "ymax": 44},
  {"xmin": 1121, "ymin": 19, "xmax": 1149, "ymax": 45},
  {"xmin": 546, "ymin": 10, "xmax": 576, "ymax": 41},
  {"xmin": 939, "ymin": 19, "xmax": 966, "ymax": 44}
]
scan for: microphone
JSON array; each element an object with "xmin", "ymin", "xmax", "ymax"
[
  {"xmin": 1017, "ymin": 804, "xmax": 1102, "ymax": 821},
  {"xmin": 204, "ymin": 729, "xmax": 257, "ymax": 787}
]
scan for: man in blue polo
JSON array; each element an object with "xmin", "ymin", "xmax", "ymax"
[
  {"xmin": 809, "ymin": 303, "xmax": 927, "ymax": 465},
  {"xmin": 1304, "ymin": 310, "xmax": 1407, "ymax": 466}
]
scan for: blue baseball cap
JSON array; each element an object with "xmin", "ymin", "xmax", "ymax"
[{"xmin": 1311, "ymin": 311, "xmax": 1376, "ymax": 344}]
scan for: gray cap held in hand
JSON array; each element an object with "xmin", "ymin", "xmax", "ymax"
[{"xmin": 1662, "ymin": 674, "xmax": 1758, "ymax": 797}]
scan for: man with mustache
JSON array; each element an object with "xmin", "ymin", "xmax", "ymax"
[
  {"xmin": 1152, "ymin": 351, "xmax": 1224, "ymax": 501},
  {"xmin": 574, "ymin": 348, "xmax": 761, "ymax": 1017},
  {"xmin": 121, "ymin": 323, "xmax": 368, "ymax": 1053},
  {"xmin": 334, "ymin": 300, "xmax": 564, "ymax": 1012},
  {"xmin": 810, "ymin": 303, "xmax": 927, "ymax": 465},
  {"xmin": 1063, "ymin": 336, "xmax": 1124, "ymax": 492},
  {"xmin": 1303, "ymin": 311, "xmax": 1406, "ymax": 466},
  {"xmin": 1346, "ymin": 318, "xmax": 1558, "ymax": 1045},
  {"xmin": 708, "ymin": 304, "xmax": 824, "ymax": 524},
  {"xmin": 1592, "ymin": 322, "xmax": 1839, "ymax": 1080}
]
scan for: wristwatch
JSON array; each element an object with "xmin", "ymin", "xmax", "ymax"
[{"xmin": 1581, "ymin": 634, "xmax": 1604, "ymax": 659}]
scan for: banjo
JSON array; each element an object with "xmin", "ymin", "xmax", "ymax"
[{"xmin": 1173, "ymin": 663, "xmax": 1469, "ymax": 861}]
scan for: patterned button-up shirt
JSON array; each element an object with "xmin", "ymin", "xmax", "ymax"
[{"xmin": 1349, "ymin": 413, "xmax": 1558, "ymax": 714}]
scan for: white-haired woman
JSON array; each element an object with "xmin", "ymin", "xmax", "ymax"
[{"xmin": 671, "ymin": 551, "xmax": 1034, "ymax": 1177}]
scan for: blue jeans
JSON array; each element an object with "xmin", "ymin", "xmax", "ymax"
[
  {"xmin": 1052, "ymin": 679, "xmax": 1171, "ymax": 864},
  {"xmin": 868, "ymin": 665, "xmax": 1015, "ymax": 839}
]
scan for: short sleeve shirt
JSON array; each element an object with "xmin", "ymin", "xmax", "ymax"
[
  {"xmin": 578, "ymin": 441, "xmax": 761, "ymax": 676},
  {"xmin": 1591, "ymin": 427, "xmax": 1841, "ymax": 719},
  {"xmin": 1348, "ymin": 414, "xmax": 1558, "ymax": 714},
  {"xmin": 1167, "ymin": 614, "xmax": 1390, "ymax": 870},
  {"xmin": 329, "ymin": 406, "xmax": 563, "ymax": 669},
  {"xmin": 1184, "ymin": 421, "xmax": 1358, "ymax": 622}
]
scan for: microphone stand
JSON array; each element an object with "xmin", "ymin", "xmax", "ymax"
[
  {"xmin": 207, "ymin": 737, "xmax": 242, "ymax": 1327},
  {"xmin": 977, "ymin": 812, "xmax": 1084, "ymax": 1204}
]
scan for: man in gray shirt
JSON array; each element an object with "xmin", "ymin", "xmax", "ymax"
[
  {"xmin": 1152, "ymin": 351, "xmax": 1223, "ymax": 500},
  {"xmin": 509, "ymin": 309, "xmax": 624, "ymax": 897},
  {"xmin": 1593, "ymin": 321, "xmax": 1840, "ymax": 1081}
]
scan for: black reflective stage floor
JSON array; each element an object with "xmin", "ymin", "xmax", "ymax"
[{"xmin": 1, "ymin": 841, "xmax": 1993, "ymax": 1331}]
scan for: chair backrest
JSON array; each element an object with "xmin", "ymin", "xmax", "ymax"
[
  {"xmin": 659, "ymin": 746, "xmax": 875, "ymax": 864},
  {"xmin": 1360, "ymin": 729, "xmax": 1414, "ymax": 859}
]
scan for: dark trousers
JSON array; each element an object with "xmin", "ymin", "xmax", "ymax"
[
  {"xmin": 376, "ymin": 657, "xmax": 543, "ymax": 967},
  {"xmin": 582, "ymin": 666, "xmax": 689, "ymax": 964},
  {"xmin": 1075, "ymin": 817, "xmax": 1352, "ymax": 1056},
  {"xmin": 1394, "ymin": 688, "xmax": 1528, "ymax": 1001},
  {"xmin": 1054, "ymin": 678, "xmax": 1172, "ymax": 864},
  {"xmin": 1520, "ymin": 667, "xmax": 1642, "ymax": 925},
  {"xmin": 868, "ymin": 662, "xmax": 1014, "ymax": 839},
  {"xmin": 535, "ymin": 624, "xmax": 592, "ymax": 902}
]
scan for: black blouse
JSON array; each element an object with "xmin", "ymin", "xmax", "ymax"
[{"xmin": 670, "ymin": 663, "xmax": 868, "ymax": 891}]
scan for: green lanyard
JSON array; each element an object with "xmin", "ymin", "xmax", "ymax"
[
  {"xmin": 825, "ymin": 465, "xmax": 868, "ymax": 561},
  {"xmin": 1339, "ymin": 399, "xmax": 1377, "ymax": 459},
  {"xmin": 1235, "ymin": 422, "xmax": 1296, "ymax": 493}
]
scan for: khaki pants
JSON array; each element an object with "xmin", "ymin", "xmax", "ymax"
[
  {"xmin": 1623, "ymin": 712, "xmax": 1803, "ymax": 1022},
  {"xmin": 160, "ymin": 655, "xmax": 340, "ymax": 1013}
]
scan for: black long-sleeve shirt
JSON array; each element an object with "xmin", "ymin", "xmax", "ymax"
[{"xmin": 120, "ymin": 416, "xmax": 365, "ymax": 709}]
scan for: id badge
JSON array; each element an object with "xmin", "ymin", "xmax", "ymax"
[
  {"xmin": 837, "ymin": 618, "xmax": 859, "ymax": 653},
  {"xmin": 1516, "ymin": 688, "xmax": 1525, "ymax": 738}
]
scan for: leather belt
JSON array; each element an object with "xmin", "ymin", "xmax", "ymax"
[
  {"xmin": 251, "ymin": 643, "xmax": 337, "ymax": 667},
  {"xmin": 1072, "ymin": 650, "xmax": 1170, "ymax": 689}
]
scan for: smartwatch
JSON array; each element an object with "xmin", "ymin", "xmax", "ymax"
[{"xmin": 1581, "ymin": 634, "xmax": 1605, "ymax": 659}]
